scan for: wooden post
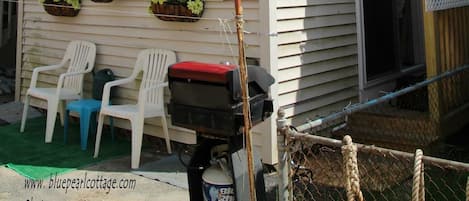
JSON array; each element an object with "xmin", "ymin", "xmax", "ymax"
[
  {"xmin": 422, "ymin": 0, "xmax": 443, "ymax": 123},
  {"xmin": 15, "ymin": 0, "xmax": 24, "ymax": 102},
  {"xmin": 234, "ymin": 0, "xmax": 256, "ymax": 200}
]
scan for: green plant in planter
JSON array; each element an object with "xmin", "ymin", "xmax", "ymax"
[
  {"xmin": 151, "ymin": 0, "xmax": 204, "ymax": 15},
  {"xmin": 39, "ymin": 0, "xmax": 81, "ymax": 10}
]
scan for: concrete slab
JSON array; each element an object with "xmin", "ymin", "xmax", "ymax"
[
  {"xmin": 0, "ymin": 165, "xmax": 189, "ymax": 201},
  {"xmin": 132, "ymin": 154, "xmax": 190, "ymax": 189},
  {"xmin": 0, "ymin": 101, "xmax": 42, "ymax": 123}
]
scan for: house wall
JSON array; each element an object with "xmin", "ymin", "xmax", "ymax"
[
  {"xmin": 423, "ymin": 6, "xmax": 469, "ymax": 136},
  {"xmin": 16, "ymin": 0, "xmax": 281, "ymax": 163},
  {"xmin": 276, "ymin": 0, "xmax": 359, "ymax": 126}
]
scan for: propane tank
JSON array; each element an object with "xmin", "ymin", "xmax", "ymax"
[{"xmin": 202, "ymin": 145, "xmax": 235, "ymax": 201}]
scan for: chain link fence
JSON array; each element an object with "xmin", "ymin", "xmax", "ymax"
[
  {"xmin": 277, "ymin": 65, "xmax": 469, "ymax": 201},
  {"xmin": 282, "ymin": 133, "xmax": 469, "ymax": 201}
]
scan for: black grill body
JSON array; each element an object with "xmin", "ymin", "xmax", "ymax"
[{"xmin": 168, "ymin": 61, "xmax": 274, "ymax": 137}]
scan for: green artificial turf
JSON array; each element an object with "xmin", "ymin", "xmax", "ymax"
[{"xmin": 0, "ymin": 116, "xmax": 130, "ymax": 180}]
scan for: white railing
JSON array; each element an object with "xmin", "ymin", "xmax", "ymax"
[{"xmin": 426, "ymin": 0, "xmax": 469, "ymax": 11}]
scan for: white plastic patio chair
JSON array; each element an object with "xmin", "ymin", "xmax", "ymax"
[
  {"xmin": 20, "ymin": 40, "xmax": 96, "ymax": 143},
  {"xmin": 94, "ymin": 48, "xmax": 175, "ymax": 169}
]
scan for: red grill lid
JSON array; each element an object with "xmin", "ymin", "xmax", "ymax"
[{"xmin": 169, "ymin": 61, "xmax": 237, "ymax": 84}]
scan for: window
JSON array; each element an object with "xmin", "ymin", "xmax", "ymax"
[{"xmin": 357, "ymin": 0, "xmax": 425, "ymax": 100}]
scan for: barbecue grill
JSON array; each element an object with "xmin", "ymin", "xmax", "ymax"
[
  {"xmin": 168, "ymin": 61, "xmax": 275, "ymax": 201},
  {"xmin": 168, "ymin": 61, "xmax": 274, "ymax": 137}
]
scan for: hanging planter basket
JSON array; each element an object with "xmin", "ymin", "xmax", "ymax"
[
  {"xmin": 43, "ymin": 0, "xmax": 80, "ymax": 17},
  {"xmin": 150, "ymin": 1, "xmax": 204, "ymax": 22},
  {"xmin": 91, "ymin": 0, "xmax": 113, "ymax": 2}
]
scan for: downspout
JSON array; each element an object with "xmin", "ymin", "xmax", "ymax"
[{"xmin": 258, "ymin": 0, "xmax": 278, "ymax": 165}]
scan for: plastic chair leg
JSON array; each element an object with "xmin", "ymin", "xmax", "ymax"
[
  {"xmin": 20, "ymin": 95, "xmax": 31, "ymax": 133},
  {"xmin": 130, "ymin": 119, "xmax": 144, "ymax": 169},
  {"xmin": 89, "ymin": 111, "xmax": 98, "ymax": 140},
  {"xmin": 109, "ymin": 116, "xmax": 115, "ymax": 142},
  {"xmin": 161, "ymin": 115, "xmax": 172, "ymax": 154},
  {"xmin": 59, "ymin": 100, "xmax": 65, "ymax": 126},
  {"xmin": 94, "ymin": 113, "xmax": 105, "ymax": 158},
  {"xmin": 64, "ymin": 109, "xmax": 70, "ymax": 144},
  {"xmin": 45, "ymin": 99, "xmax": 59, "ymax": 143},
  {"xmin": 80, "ymin": 109, "xmax": 92, "ymax": 151}
]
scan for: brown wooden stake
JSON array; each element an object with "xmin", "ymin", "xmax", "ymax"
[{"xmin": 234, "ymin": 0, "xmax": 256, "ymax": 200}]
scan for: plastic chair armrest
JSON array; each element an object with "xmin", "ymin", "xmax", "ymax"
[
  {"xmin": 101, "ymin": 78, "xmax": 134, "ymax": 106},
  {"xmin": 30, "ymin": 64, "xmax": 64, "ymax": 88}
]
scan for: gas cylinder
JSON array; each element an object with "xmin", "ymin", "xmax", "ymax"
[{"xmin": 201, "ymin": 145, "xmax": 235, "ymax": 201}]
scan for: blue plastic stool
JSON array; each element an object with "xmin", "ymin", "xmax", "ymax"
[
  {"xmin": 64, "ymin": 99, "xmax": 114, "ymax": 150},
  {"xmin": 64, "ymin": 69, "xmax": 116, "ymax": 150}
]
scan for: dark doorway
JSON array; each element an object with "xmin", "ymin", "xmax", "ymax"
[
  {"xmin": 363, "ymin": 0, "xmax": 397, "ymax": 80},
  {"xmin": 0, "ymin": 1, "xmax": 17, "ymax": 67},
  {"xmin": 0, "ymin": 1, "xmax": 17, "ymax": 103},
  {"xmin": 362, "ymin": 0, "xmax": 424, "ymax": 81}
]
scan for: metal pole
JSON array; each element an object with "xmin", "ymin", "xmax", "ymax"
[
  {"xmin": 466, "ymin": 177, "xmax": 469, "ymax": 201},
  {"xmin": 296, "ymin": 64, "xmax": 469, "ymax": 132},
  {"xmin": 234, "ymin": 0, "xmax": 256, "ymax": 200},
  {"xmin": 277, "ymin": 109, "xmax": 290, "ymax": 201}
]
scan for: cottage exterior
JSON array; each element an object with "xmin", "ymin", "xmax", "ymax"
[
  {"xmin": 16, "ymin": 0, "xmax": 287, "ymax": 164},
  {"xmin": 12, "ymin": 0, "xmax": 366, "ymax": 164},
  {"xmin": 15, "ymin": 0, "xmax": 469, "ymax": 165}
]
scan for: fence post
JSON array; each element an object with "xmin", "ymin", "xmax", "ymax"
[
  {"xmin": 277, "ymin": 108, "xmax": 290, "ymax": 201},
  {"xmin": 412, "ymin": 149, "xmax": 425, "ymax": 201},
  {"xmin": 466, "ymin": 176, "xmax": 468, "ymax": 201}
]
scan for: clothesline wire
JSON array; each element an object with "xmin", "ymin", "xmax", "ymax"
[{"xmin": 218, "ymin": 18, "xmax": 238, "ymax": 67}]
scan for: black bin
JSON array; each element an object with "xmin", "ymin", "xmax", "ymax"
[{"xmin": 92, "ymin": 69, "xmax": 115, "ymax": 100}]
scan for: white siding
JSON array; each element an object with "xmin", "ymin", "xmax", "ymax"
[
  {"xmin": 277, "ymin": 0, "xmax": 359, "ymax": 126},
  {"xmin": 18, "ymin": 0, "xmax": 262, "ymax": 145}
]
